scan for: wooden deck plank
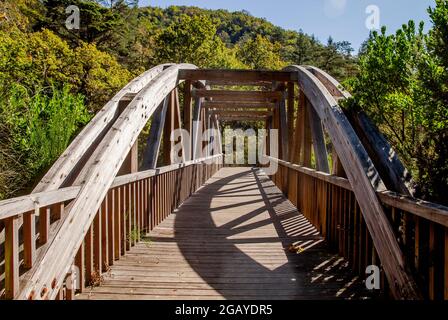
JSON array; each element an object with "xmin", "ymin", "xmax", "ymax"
[{"xmin": 77, "ymin": 167, "xmax": 369, "ymax": 300}]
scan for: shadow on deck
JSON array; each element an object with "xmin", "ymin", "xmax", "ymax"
[{"xmin": 78, "ymin": 167, "xmax": 373, "ymax": 300}]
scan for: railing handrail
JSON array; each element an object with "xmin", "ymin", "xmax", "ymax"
[
  {"xmin": 267, "ymin": 156, "xmax": 448, "ymax": 227},
  {"xmin": 0, "ymin": 154, "xmax": 223, "ymax": 221}
]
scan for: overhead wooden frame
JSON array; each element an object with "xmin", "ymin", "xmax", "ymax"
[
  {"xmin": 179, "ymin": 69, "xmax": 298, "ymax": 85},
  {"xmin": 284, "ymin": 65, "xmax": 420, "ymax": 299},
  {"xmin": 218, "ymin": 116, "xmax": 268, "ymax": 122},
  {"xmin": 202, "ymin": 101, "xmax": 276, "ymax": 109},
  {"xmin": 210, "ymin": 110, "xmax": 273, "ymax": 117},
  {"xmin": 192, "ymin": 89, "xmax": 283, "ymax": 102}
]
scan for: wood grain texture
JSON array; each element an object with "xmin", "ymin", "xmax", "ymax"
[
  {"xmin": 77, "ymin": 167, "xmax": 369, "ymax": 300},
  {"xmin": 284, "ymin": 65, "xmax": 420, "ymax": 299}
]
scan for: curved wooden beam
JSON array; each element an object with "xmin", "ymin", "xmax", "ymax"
[
  {"xmin": 18, "ymin": 64, "xmax": 198, "ymax": 300},
  {"xmin": 284, "ymin": 65, "xmax": 420, "ymax": 299},
  {"xmin": 33, "ymin": 64, "xmax": 174, "ymax": 193},
  {"xmin": 305, "ymin": 66, "xmax": 414, "ymax": 196}
]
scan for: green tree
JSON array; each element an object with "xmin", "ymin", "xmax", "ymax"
[
  {"xmin": 236, "ymin": 35, "xmax": 286, "ymax": 70},
  {"xmin": 0, "ymin": 85, "xmax": 90, "ymax": 198},
  {"xmin": 153, "ymin": 14, "xmax": 241, "ymax": 68},
  {"xmin": 346, "ymin": 0, "xmax": 448, "ymax": 203}
]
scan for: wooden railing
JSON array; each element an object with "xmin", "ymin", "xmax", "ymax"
[
  {"xmin": 0, "ymin": 155, "xmax": 222, "ymax": 300},
  {"xmin": 267, "ymin": 157, "xmax": 448, "ymax": 300}
]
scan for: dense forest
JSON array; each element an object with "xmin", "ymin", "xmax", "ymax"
[{"xmin": 0, "ymin": 0, "xmax": 447, "ymax": 205}]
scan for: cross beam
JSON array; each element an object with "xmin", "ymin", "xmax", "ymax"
[
  {"xmin": 179, "ymin": 69, "xmax": 298, "ymax": 85},
  {"xmin": 192, "ymin": 89, "xmax": 283, "ymax": 102},
  {"xmin": 202, "ymin": 102, "xmax": 276, "ymax": 109},
  {"xmin": 210, "ymin": 110, "xmax": 273, "ymax": 117},
  {"xmin": 219, "ymin": 116, "xmax": 268, "ymax": 121}
]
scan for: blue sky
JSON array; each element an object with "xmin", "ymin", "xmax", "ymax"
[{"xmin": 140, "ymin": 0, "xmax": 435, "ymax": 52}]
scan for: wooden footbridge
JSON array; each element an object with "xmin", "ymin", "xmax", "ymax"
[{"xmin": 0, "ymin": 65, "xmax": 447, "ymax": 300}]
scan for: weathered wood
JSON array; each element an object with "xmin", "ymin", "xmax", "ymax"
[
  {"xmin": 287, "ymin": 82, "xmax": 295, "ymax": 162},
  {"xmin": 39, "ymin": 207, "xmax": 50, "ymax": 245},
  {"xmin": 306, "ymin": 66, "xmax": 412, "ymax": 195},
  {"xmin": 78, "ymin": 167, "xmax": 367, "ymax": 300},
  {"xmin": 192, "ymin": 89, "xmax": 283, "ymax": 102},
  {"xmin": 278, "ymin": 93, "xmax": 289, "ymax": 161},
  {"xmin": 0, "ymin": 187, "xmax": 80, "ymax": 220},
  {"xmin": 5, "ymin": 216, "xmax": 19, "ymax": 299},
  {"xmin": 301, "ymin": 97, "xmax": 312, "ymax": 167},
  {"xmin": 183, "ymin": 80, "xmax": 193, "ymax": 153},
  {"xmin": 141, "ymin": 98, "xmax": 169, "ymax": 170},
  {"xmin": 33, "ymin": 64, "xmax": 172, "ymax": 193},
  {"xmin": 23, "ymin": 210, "xmax": 36, "ymax": 268},
  {"xmin": 202, "ymin": 101, "xmax": 275, "ymax": 109},
  {"xmin": 75, "ymin": 242, "xmax": 85, "ymax": 292},
  {"xmin": 179, "ymin": 69, "xmax": 298, "ymax": 84},
  {"xmin": 278, "ymin": 64, "xmax": 419, "ymax": 303},
  {"xmin": 163, "ymin": 90, "xmax": 176, "ymax": 166},
  {"xmin": 17, "ymin": 64, "xmax": 199, "ymax": 300},
  {"xmin": 210, "ymin": 111, "xmax": 273, "ymax": 117},
  {"xmin": 308, "ymin": 103, "xmax": 330, "ymax": 173},
  {"xmin": 289, "ymin": 90, "xmax": 304, "ymax": 164},
  {"xmin": 192, "ymin": 95, "xmax": 203, "ymax": 160},
  {"xmin": 219, "ymin": 116, "xmax": 268, "ymax": 122}
]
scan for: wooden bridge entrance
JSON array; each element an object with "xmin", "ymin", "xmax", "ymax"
[
  {"xmin": 0, "ymin": 65, "xmax": 447, "ymax": 301},
  {"xmin": 78, "ymin": 167, "xmax": 368, "ymax": 300}
]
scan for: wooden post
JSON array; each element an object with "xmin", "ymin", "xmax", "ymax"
[
  {"xmin": 183, "ymin": 80, "xmax": 193, "ymax": 161},
  {"xmin": 445, "ymin": 229, "xmax": 448, "ymax": 300},
  {"xmin": 75, "ymin": 242, "xmax": 85, "ymax": 293},
  {"xmin": 39, "ymin": 207, "xmax": 50, "ymax": 245},
  {"xmin": 141, "ymin": 99, "xmax": 168, "ymax": 170},
  {"xmin": 302, "ymin": 98, "xmax": 312, "ymax": 167},
  {"xmin": 278, "ymin": 91, "xmax": 289, "ymax": 161},
  {"xmin": 93, "ymin": 211, "xmax": 101, "ymax": 275},
  {"xmin": 192, "ymin": 96, "xmax": 203, "ymax": 160},
  {"xmin": 5, "ymin": 216, "xmax": 19, "ymax": 299},
  {"xmin": 308, "ymin": 104, "xmax": 330, "ymax": 173},
  {"xmin": 100, "ymin": 198, "xmax": 109, "ymax": 272},
  {"xmin": 113, "ymin": 188, "xmax": 121, "ymax": 260},
  {"xmin": 291, "ymin": 89, "xmax": 304, "ymax": 164},
  {"xmin": 287, "ymin": 82, "xmax": 295, "ymax": 162},
  {"xmin": 23, "ymin": 210, "xmax": 36, "ymax": 268},
  {"xmin": 163, "ymin": 90, "xmax": 176, "ymax": 166},
  {"xmin": 85, "ymin": 227, "xmax": 93, "ymax": 287}
]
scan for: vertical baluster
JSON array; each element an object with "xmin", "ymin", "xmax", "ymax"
[
  {"xmin": 352, "ymin": 198, "xmax": 358, "ymax": 272},
  {"xmin": 65, "ymin": 270, "xmax": 75, "ymax": 300},
  {"xmin": 85, "ymin": 226, "xmax": 93, "ymax": 287},
  {"xmin": 143, "ymin": 179, "xmax": 148, "ymax": 234},
  {"xmin": 108, "ymin": 190, "xmax": 115, "ymax": 266},
  {"xmin": 23, "ymin": 209, "xmax": 36, "ymax": 268},
  {"xmin": 5, "ymin": 216, "xmax": 19, "ymax": 299},
  {"xmin": 75, "ymin": 242, "xmax": 85, "ymax": 293},
  {"xmin": 126, "ymin": 183, "xmax": 132, "ymax": 249},
  {"xmin": 93, "ymin": 210, "xmax": 102, "ymax": 275},
  {"xmin": 39, "ymin": 207, "xmax": 51, "ymax": 245},
  {"xmin": 113, "ymin": 187, "xmax": 121, "ymax": 260},
  {"xmin": 429, "ymin": 222, "xmax": 435, "ymax": 300},
  {"xmin": 101, "ymin": 196, "xmax": 108, "ymax": 271},
  {"xmin": 444, "ymin": 228, "xmax": 448, "ymax": 300},
  {"xmin": 120, "ymin": 186, "xmax": 127, "ymax": 254},
  {"xmin": 52, "ymin": 202, "xmax": 64, "ymax": 221},
  {"xmin": 139, "ymin": 181, "xmax": 143, "ymax": 239}
]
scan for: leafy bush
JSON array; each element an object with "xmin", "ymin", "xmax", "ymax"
[
  {"xmin": 0, "ymin": 85, "xmax": 90, "ymax": 199},
  {"xmin": 345, "ymin": 0, "xmax": 448, "ymax": 203}
]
